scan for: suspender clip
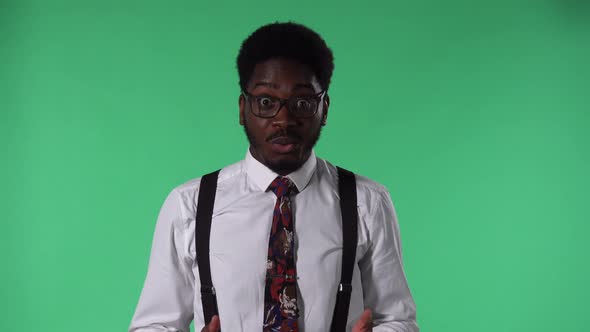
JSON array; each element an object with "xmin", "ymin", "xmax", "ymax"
[
  {"xmin": 338, "ymin": 283, "xmax": 352, "ymax": 293},
  {"xmin": 201, "ymin": 285, "xmax": 216, "ymax": 295}
]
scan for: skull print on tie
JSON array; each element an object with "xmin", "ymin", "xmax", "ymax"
[{"xmin": 263, "ymin": 176, "xmax": 300, "ymax": 332}]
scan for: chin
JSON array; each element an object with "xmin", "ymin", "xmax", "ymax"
[{"xmin": 266, "ymin": 156, "xmax": 304, "ymax": 174}]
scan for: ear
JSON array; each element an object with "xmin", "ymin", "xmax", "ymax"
[
  {"xmin": 321, "ymin": 94, "xmax": 330, "ymax": 126},
  {"xmin": 239, "ymin": 94, "xmax": 245, "ymax": 125}
]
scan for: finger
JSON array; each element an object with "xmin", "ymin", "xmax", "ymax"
[
  {"xmin": 352, "ymin": 309, "xmax": 373, "ymax": 332},
  {"xmin": 359, "ymin": 309, "xmax": 372, "ymax": 329},
  {"xmin": 205, "ymin": 315, "xmax": 221, "ymax": 332}
]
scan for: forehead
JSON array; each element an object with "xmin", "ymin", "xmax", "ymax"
[{"xmin": 247, "ymin": 58, "xmax": 321, "ymax": 92}]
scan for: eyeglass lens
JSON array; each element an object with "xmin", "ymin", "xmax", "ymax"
[{"xmin": 252, "ymin": 95, "xmax": 319, "ymax": 118}]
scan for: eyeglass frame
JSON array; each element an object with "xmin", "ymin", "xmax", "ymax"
[{"xmin": 241, "ymin": 89, "xmax": 327, "ymax": 119}]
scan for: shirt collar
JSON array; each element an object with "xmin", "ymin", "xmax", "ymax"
[{"xmin": 244, "ymin": 148, "xmax": 317, "ymax": 193}]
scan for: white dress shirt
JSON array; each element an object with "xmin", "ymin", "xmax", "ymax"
[{"xmin": 129, "ymin": 150, "xmax": 418, "ymax": 332}]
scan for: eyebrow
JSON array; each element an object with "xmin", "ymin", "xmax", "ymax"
[
  {"xmin": 252, "ymin": 82, "xmax": 317, "ymax": 91},
  {"xmin": 293, "ymin": 83, "xmax": 315, "ymax": 90},
  {"xmin": 253, "ymin": 82, "xmax": 279, "ymax": 89}
]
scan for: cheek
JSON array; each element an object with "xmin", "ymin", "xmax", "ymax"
[
  {"xmin": 307, "ymin": 115, "xmax": 324, "ymax": 130},
  {"xmin": 245, "ymin": 115, "xmax": 270, "ymax": 137}
]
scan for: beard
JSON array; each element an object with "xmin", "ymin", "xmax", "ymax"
[{"xmin": 243, "ymin": 117, "xmax": 323, "ymax": 174}]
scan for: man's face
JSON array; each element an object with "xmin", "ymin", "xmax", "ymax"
[{"xmin": 239, "ymin": 58, "xmax": 329, "ymax": 175}]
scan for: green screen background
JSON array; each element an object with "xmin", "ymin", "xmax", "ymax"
[{"xmin": 1, "ymin": 0, "xmax": 588, "ymax": 331}]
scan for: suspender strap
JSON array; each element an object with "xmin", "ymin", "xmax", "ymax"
[
  {"xmin": 330, "ymin": 166, "xmax": 359, "ymax": 332},
  {"xmin": 195, "ymin": 170, "xmax": 221, "ymax": 327}
]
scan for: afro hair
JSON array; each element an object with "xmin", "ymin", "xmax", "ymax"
[{"xmin": 236, "ymin": 22, "xmax": 334, "ymax": 92}]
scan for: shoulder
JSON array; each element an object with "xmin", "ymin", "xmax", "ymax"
[
  {"xmin": 317, "ymin": 158, "xmax": 398, "ymax": 245},
  {"xmin": 165, "ymin": 159, "xmax": 246, "ymax": 214},
  {"xmin": 316, "ymin": 157, "xmax": 392, "ymax": 209}
]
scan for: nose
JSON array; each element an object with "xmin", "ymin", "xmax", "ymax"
[{"xmin": 272, "ymin": 102, "xmax": 297, "ymax": 127}]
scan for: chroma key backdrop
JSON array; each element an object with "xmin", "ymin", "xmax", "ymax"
[{"xmin": 1, "ymin": 0, "xmax": 588, "ymax": 331}]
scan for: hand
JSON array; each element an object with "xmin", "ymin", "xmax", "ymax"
[
  {"xmin": 200, "ymin": 315, "xmax": 220, "ymax": 332},
  {"xmin": 352, "ymin": 309, "xmax": 373, "ymax": 332}
]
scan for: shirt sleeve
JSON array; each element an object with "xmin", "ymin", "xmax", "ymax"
[
  {"xmin": 358, "ymin": 188, "xmax": 419, "ymax": 332},
  {"xmin": 129, "ymin": 189, "xmax": 195, "ymax": 332}
]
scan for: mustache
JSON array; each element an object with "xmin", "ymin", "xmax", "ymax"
[{"xmin": 266, "ymin": 130, "xmax": 302, "ymax": 142}]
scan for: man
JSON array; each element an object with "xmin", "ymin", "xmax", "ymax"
[{"xmin": 129, "ymin": 22, "xmax": 418, "ymax": 332}]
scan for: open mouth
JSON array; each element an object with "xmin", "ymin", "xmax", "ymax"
[{"xmin": 269, "ymin": 137, "xmax": 299, "ymax": 154}]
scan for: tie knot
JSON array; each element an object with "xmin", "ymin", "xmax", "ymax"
[{"xmin": 268, "ymin": 176, "xmax": 298, "ymax": 198}]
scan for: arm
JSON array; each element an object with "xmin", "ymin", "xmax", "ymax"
[
  {"xmin": 129, "ymin": 189, "xmax": 195, "ymax": 332},
  {"xmin": 358, "ymin": 188, "xmax": 419, "ymax": 332}
]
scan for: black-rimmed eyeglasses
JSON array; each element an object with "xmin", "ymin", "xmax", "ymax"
[{"xmin": 242, "ymin": 90, "xmax": 326, "ymax": 119}]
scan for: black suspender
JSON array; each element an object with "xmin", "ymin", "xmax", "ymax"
[
  {"xmin": 330, "ymin": 166, "xmax": 359, "ymax": 332},
  {"xmin": 195, "ymin": 170, "xmax": 221, "ymax": 327},
  {"xmin": 194, "ymin": 167, "xmax": 358, "ymax": 331}
]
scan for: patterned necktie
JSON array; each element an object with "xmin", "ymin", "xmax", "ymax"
[{"xmin": 263, "ymin": 176, "xmax": 300, "ymax": 332}]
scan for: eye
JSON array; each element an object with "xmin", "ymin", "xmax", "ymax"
[
  {"xmin": 295, "ymin": 98, "xmax": 313, "ymax": 111},
  {"xmin": 256, "ymin": 97, "xmax": 275, "ymax": 109}
]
